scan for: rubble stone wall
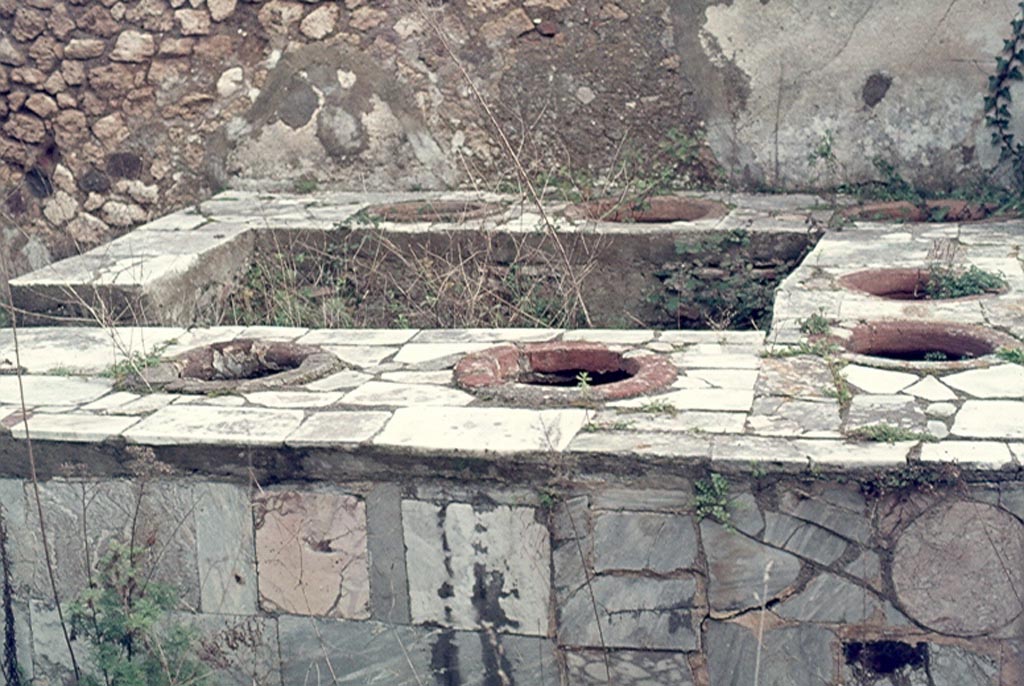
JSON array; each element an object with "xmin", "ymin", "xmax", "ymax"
[
  {"xmin": 0, "ymin": 0, "xmax": 1018, "ymax": 283},
  {"xmin": 2, "ymin": 474, "xmax": 1021, "ymax": 685}
]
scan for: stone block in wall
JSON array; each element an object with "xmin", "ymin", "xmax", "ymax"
[
  {"xmin": 559, "ymin": 576, "xmax": 699, "ymax": 651},
  {"xmin": 551, "ymin": 495, "xmax": 589, "ymax": 543},
  {"xmin": 705, "ymin": 621, "xmax": 835, "ymax": 686},
  {"xmin": 996, "ymin": 481, "xmax": 1024, "ymax": 522},
  {"xmin": 590, "ymin": 487, "xmax": 693, "ymax": 511},
  {"xmin": 842, "ymin": 641, "xmax": 999, "ymax": 686},
  {"xmin": 762, "ymin": 512, "xmax": 850, "ymax": 567},
  {"xmin": 277, "ymin": 616, "xmax": 558, "ymax": 686},
  {"xmin": 403, "ymin": 500, "xmax": 551, "ymax": 636},
  {"xmin": 552, "ymin": 497, "xmax": 593, "ymax": 609},
  {"xmin": 891, "ymin": 499, "xmax": 1024, "ymax": 637},
  {"xmin": 702, "ymin": 521, "xmax": 802, "ymax": 613},
  {"xmin": 194, "ymin": 482, "xmax": 257, "ymax": 615},
  {"xmin": 775, "ymin": 572, "xmax": 906, "ymax": 625},
  {"xmin": 30, "ymin": 599, "xmax": 90, "ymax": 684},
  {"xmin": 185, "ymin": 613, "xmax": 281, "ymax": 686},
  {"xmin": 928, "ymin": 645, "xmax": 1000, "ymax": 686},
  {"xmin": 0, "ymin": 479, "xmax": 31, "ymax": 598},
  {"xmin": 564, "ymin": 649, "xmax": 695, "ymax": 686},
  {"xmin": 253, "ymin": 490, "xmax": 370, "ymax": 619},
  {"xmin": 777, "ymin": 486, "xmax": 872, "ymax": 545},
  {"xmin": 24, "ymin": 480, "xmax": 200, "ymax": 608},
  {"xmin": 364, "ymin": 483, "xmax": 410, "ymax": 625},
  {"xmin": 592, "ymin": 511, "xmax": 698, "ymax": 573},
  {"xmin": 728, "ymin": 491, "xmax": 765, "ymax": 537}
]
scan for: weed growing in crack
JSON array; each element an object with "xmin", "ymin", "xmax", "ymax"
[
  {"xmin": 618, "ymin": 400, "xmax": 678, "ymax": 416},
  {"xmin": 762, "ymin": 340, "xmax": 840, "ymax": 359},
  {"xmin": 924, "ymin": 264, "xmax": 1006, "ymax": 299},
  {"xmin": 798, "ymin": 309, "xmax": 831, "ymax": 336},
  {"xmin": 693, "ymin": 473, "xmax": 733, "ymax": 529},
  {"xmin": 847, "ymin": 423, "xmax": 938, "ymax": 444},
  {"xmin": 290, "ymin": 176, "xmax": 318, "ymax": 194},
  {"xmin": 996, "ymin": 346, "xmax": 1024, "ymax": 364},
  {"xmin": 581, "ymin": 419, "xmax": 635, "ymax": 433},
  {"xmin": 858, "ymin": 462, "xmax": 963, "ymax": 498},
  {"xmin": 100, "ymin": 342, "xmax": 173, "ymax": 385},
  {"xmin": 827, "ymin": 360, "xmax": 853, "ymax": 410}
]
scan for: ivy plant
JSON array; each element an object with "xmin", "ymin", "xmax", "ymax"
[{"xmin": 985, "ymin": 2, "xmax": 1024, "ymax": 188}]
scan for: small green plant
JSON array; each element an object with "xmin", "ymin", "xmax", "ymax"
[
  {"xmin": 859, "ymin": 462, "xmax": 963, "ymax": 498},
  {"xmin": 291, "ymin": 176, "xmax": 318, "ymax": 194},
  {"xmin": 693, "ymin": 473, "xmax": 733, "ymax": 528},
  {"xmin": 922, "ymin": 351, "xmax": 949, "ymax": 362},
  {"xmin": 582, "ymin": 419, "xmax": 635, "ymax": 432},
  {"xmin": 619, "ymin": 399, "xmax": 678, "ymax": 416},
  {"xmin": 924, "ymin": 265, "xmax": 1006, "ymax": 299},
  {"xmin": 827, "ymin": 361, "xmax": 853, "ymax": 409},
  {"xmin": 69, "ymin": 542, "xmax": 210, "ymax": 686},
  {"xmin": 101, "ymin": 343, "xmax": 173, "ymax": 384},
  {"xmin": 807, "ymin": 130, "xmax": 837, "ymax": 169},
  {"xmin": 762, "ymin": 340, "xmax": 840, "ymax": 359},
  {"xmin": 996, "ymin": 346, "xmax": 1024, "ymax": 364},
  {"xmin": 798, "ymin": 309, "xmax": 831, "ymax": 336},
  {"xmin": 343, "ymin": 208, "xmax": 382, "ymax": 229},
  {"xmin": 50, "ymin": 364, "xmax": 90, "ymax": 377},
  {"xmin": 847, "ymin": 423, "xmax": 938, "ymax": 444},
  {"xmin": 575, "ymin": 371, "xmax": 593, "ymax": 390}
]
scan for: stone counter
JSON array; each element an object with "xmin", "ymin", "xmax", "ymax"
[{"xmin": 0, "ymin": 321, "xmax": 1021, "ymax": 685}]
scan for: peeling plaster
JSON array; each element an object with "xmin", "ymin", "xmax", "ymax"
[{"xmin": 698, "ymin": 0, "xmax": 1018, "ymax": 189}]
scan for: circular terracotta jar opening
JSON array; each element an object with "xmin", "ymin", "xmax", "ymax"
[
  {"xmin": 839, "ymin": 200, "xmax": 997, "ymax": 223},
  {"xmin": 838, "ymin": 268, "xmax": 1006, "ymax": 300},
  {"xmin": 131, "ymin": 339, "xmax": 343, "ymax": 394},
  {"xmin": 844, "ymin": 320, "xmax": 1019, "ymax": 371},
  {"xmin": 454, "ymin": 341, "xmax": 677, "ymax": 405},
  {"xmin": 362, "ymin": 199, "xmax": 504, "ymax": 223},
  {"xmin": 565, "ymin": 196, "xmax": 728, "ymax": 223}
]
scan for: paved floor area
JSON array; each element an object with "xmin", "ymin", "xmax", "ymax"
[{"xmin": 1, "ymin": 193, "xmax": 1021, "ymax": 473}]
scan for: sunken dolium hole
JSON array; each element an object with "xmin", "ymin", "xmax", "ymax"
[
  {"xmin": 519, "ymin": 367, "xmax": 635, "ymax": 387},
  {"xmin": 179, "ymin": 339, "xmax": 306, "ymax": 381},
  {"xmin": 520, "ymin": 347, "xmax": 639, "ymax": 387},
  {"xmin": 846, "ymin": 321, "xmax": 1000, "ymax": 362},
  {"xmin": 839, "ymin": 267, "xmax": 1006, "ymax": 301},
  {"xmin": 133, "ymin": 338, "xmax": 343, "ymax": 394},
  {"xmin": 839, "ymin": 268, "xmax": 931, "ymax": 300}
]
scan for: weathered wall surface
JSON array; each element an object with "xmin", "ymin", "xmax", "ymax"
[
  {"xmin": 0, "ymin": 0, "xmax": 1016, "ymax": 281},
  {"xmin": 1, "ymin": 474, "xmax": 1022, "ymax": 685}
]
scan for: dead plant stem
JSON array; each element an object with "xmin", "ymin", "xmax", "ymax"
[{"xmin": 415, "ymin": 2, "xmax": 593, "ymax": 325}]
